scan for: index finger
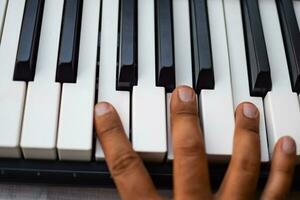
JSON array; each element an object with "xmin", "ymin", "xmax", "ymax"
[{"xmin": 94, "ymin": 102, "xmax": 161, "ymax": 200}]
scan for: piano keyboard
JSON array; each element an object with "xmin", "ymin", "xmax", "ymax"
[{"xmin": 1, "ymin": 0, "xmax": 300, "ymax": 188}]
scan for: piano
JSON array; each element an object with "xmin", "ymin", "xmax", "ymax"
[{"xmin": 0, "ymin": 0, "xmax": 300, "ymax": 189}]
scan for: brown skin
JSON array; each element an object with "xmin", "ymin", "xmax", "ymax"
[{"xmin": 94, "ymin": 86, "xmax": 297, "ymax": 200}]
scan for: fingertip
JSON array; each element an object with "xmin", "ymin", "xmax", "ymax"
[
  {"xmin": 242, "ymin": 103, "xmax": 259, "ymax": 119},
  {"xmin": 236, "ymin": 102, "xmax": 259, "ymax": 119},
  {"xmin": 272, "ymin": 135, "xmax": 298, "ymax": 169},
  {"xmin": 272, "ymin": 136, "xmax": 297, "ymax": 164},
  {"xmin": 270, "ymin": 136, "xmax": 297, "ymax": 171},
  {"xmin": 235, "ymin": 102, "xmax": 260, "ymax": 133},
  {"xmin": 94, "ymin": 102, "xmax": 124, "ymax": 140},
  {"xmin": 171, "ymin": 85, "xmax": 197, "ymax": 115},
  {"xmin": 280, "ymin": 136, "xmax": 297, "ymax": 156},
  {"xmin": 262, "ymin": 136, "xmax": 297, "ymax": 199},
  {"xmin": 95, "ymin": 102, "xmax": 113, "ymax": 117},
  {"xmin": 177, "ymin": 86, "xmax": 195, "ymax": 103}
]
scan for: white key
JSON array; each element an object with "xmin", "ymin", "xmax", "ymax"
[
  {"xmin": 199, "ymin": 0, "xmax": 235, "ymax": 161},
  {"xmin": 223, "ymin": 0, "xmax": 269, "ymax": 162},
  {"xmin": 167, "ymin": 0, "xmax": 193, "ymax": 161},
  {"xmin": 166, "ymin": 93, "xmax": 172, "ymax": 160},
  {"xmin": 20, "ymin": 0, "xmax": 63, "ymax": 160},
  {"xmin": 0, "ymin": 0, "xmax": 7, "ymax": 43},
  {"xmin": 0, "ymin": 0, "xmax": 26, "ymax": 158},
  {"xmin": 57, "ymin": 0, "xmax": 101, "ymax": 161},
  {"xmin": 294, "ymin": 1, "xmax": 300, "ymax": 29},
  {"xmin": 132, "ymin": 0, "xmax": 166, "ymax": 161},
  {"xmin": 95, "ymin": 0, "xmax": 130, "ymax": 161},
  {"xmin": 259, "ymin": 0, "xmax": 300, "ymax": 158},
  {"xmin": 172, "ymin": 0, "xmax": 193, "ymax": 88}
]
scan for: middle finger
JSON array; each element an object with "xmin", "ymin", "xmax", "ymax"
[{"xmin": 171, "ymin": 86, "xmax": 212, "ymax": 200}]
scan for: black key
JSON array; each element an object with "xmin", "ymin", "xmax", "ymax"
[
  {"xmin": 190, "ymin": 0, "xmax": 214, "ymax": 93},
  {"xmin": 241, "ymin": 0, "xmax": 272, "ymax": 97},
  {"xmin": 56, "ymin": 0, "xmax": 83, "ymax": 83},
  {"xmin": 13, "ymin": 0, "xmax": 45, "ymax": 81},
  {"xmin": 117, "ymin": 0, "xmax": 137, "ymax": 91},
  {"xmin": 155, "ymin": 0, "xmax": 175, "ymax": 92},
  {"xmin": 276, "ymin": 0, "xmax": 300, "ymax": 93}
]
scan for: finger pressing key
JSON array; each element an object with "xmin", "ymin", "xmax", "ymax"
[
  {"xmin": 94, "ymin": 102, "xmax": 162, "ymax": 200},
  {"xmin": 216, "ymin": 103, "xmax": 261, "ymax": 200},
  {"xmin": 171, "ymin": 86, "xmax": 212, "ymax": 200},
  {"xmin": 261, "ymin": 136, "xmax": 296, "ymax": 200}
]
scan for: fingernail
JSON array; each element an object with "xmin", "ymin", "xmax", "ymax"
[
  {"xmin": 282, "ymin": 136, "xmax": 296, "ymax": 155},
  {"xmin": 243, "ymin": 103, "xmax": 258, "ymax": 119},
  {"xmin": 178, "ymin": 87, "xmax": 194, "ymax": 102},
  {"xmin": 95, "ymin": 102, "xmax": 110, "ymax": 116}
]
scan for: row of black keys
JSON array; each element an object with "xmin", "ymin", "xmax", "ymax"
[{"xmin": 12, "ymin": 0, "xmax": 300, "ymax": 96}]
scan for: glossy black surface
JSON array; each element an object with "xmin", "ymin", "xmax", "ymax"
[
  {"xmin": 56, "ymin": 0, "xmax": 83, "ymax": 83},
  {"xmin": 13, "ymin": 0, "xmax": 44, "ymax": 81},
  {"xmin": 190, "ymin": 0, "xmax": 214, "ymax": 93},
  {"xmin": 241, "ymin": 0, "xmax": 272, "ymax": 97},
  {"xmin": 117, "ymin": 0, "xmax": 137, "ymax": 91},
  {"xmin": 276, "ymin": 0, "xmax": 300, "ymax": 93},
  {"xmin": 155, "ymin": 0, "xmax": 175, "ymax": 92}
]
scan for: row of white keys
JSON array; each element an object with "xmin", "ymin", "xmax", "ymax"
[
  {"xmin": 0, "ymin": 0, "xmax": 7, "ymax": 43},
  {"xmin": 132, "ymin": 0, "xmax": 167, "ymax": 161},
  {"xmin": 167, "ymin": 0, "xmax": 194, "ymax": 161},
  {"xmin": 259, "ymin": 0, "xmax": 300, "ymax": 158},
  {"xmin": 20, "ymin": 0, "xmax": 64, "ymax": 160},
  {"xmin": 200, "ymin": 0, "xmax": 235, "ymax": 161},
  {"xmin": 223, "ymin": 0, "xmax": 269, "ymax": 162},
  {"xmin": 57, "ymin": 0, "xmax": 101, "ymax": 161},
  {"xmin": 0, "ymin": 0, "xmax": 26, "ymax": 158},
  {"xmin": 95, "ymin": 0, "xmax": 130, "ymax": 161}
]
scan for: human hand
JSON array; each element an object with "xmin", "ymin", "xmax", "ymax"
[{"xmin": 94, "ymin": 86, "xmax": 297, "ymax": 200}]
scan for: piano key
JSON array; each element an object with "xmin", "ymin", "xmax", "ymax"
[
  {"xmin": 258, "ymin": 0, "xmax": 300, "ymax": 158},
  {"xmin": 167, "ymin": 0, "xmax": 194, "ymax": 161},
  {"xmin": 276, "ymin": 0, "xmax": 300, "ymax": 93},
  {"xmin": 241, "ymin": 0, "xmax": 272, "ymax": 97},
  {"xmin": 13, "ymin": 0, "xmax": 45, "ymax": 81},
  {"xmin": 132, "ymin": 0, "xmax": 167, "ymax": 161},
  {"xmin": 223, "ymin": 0, "xmax": 269, "ymax": 162},
  {"xmin": 117, "ymin": 0, "xmax": 137, "ymax": 91},
  {"xmin": 0, "ymin": 0, "xmax": 26, "ymax": 158},
  {"xmin": 0, "ymin": 0, "xmax": 8, "ymax": 43},
  {"xmin": 294, "ymin": 1, "xmax": 300, "ymax": 26},
  {"xmin": 293, "ymin": 2, "xmax": 300, "ymax": 141},
  {"xmin": 95, "ymin": 0, "xmax": 130, "ymax": 161},
  {"xmin": 20, "ymin": 0, "xmax": 64, "ymax": 160},
  {"xmin": 56, "ymin": 0, "xmax": 83, "ymax": 83},
  {"xmin": 166, "ymin": 93, "xmax": 172, "ymax": 161},
  {"xmin": 199, "ymin": 0, "xmax": 235, "ymax": 161},
  {"xmin": 57, "ymin": 0, "xmax": 100, "ymax": 161},
  {"xmin": 190, "ymin": 0, "xmax": 214, "ymax": 93},
  {"xmin": 155, "ymin": 0, "xmax": 175, "ymax": 92}
]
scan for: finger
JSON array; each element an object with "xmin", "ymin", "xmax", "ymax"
[
  {"xmin": 216, "ymin": 103, "xmax": 261, "ymax": 200},
  {"xmin": 261, "ymin": 136, "xmax": 296, "ymax": 200},
  {"xmin": 94, "ymin": 102, "xmax": 161, "ymax": 200},
  {"xmin": 171, "ymin": 86, "xmax": 212, "ymax": 200}
]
